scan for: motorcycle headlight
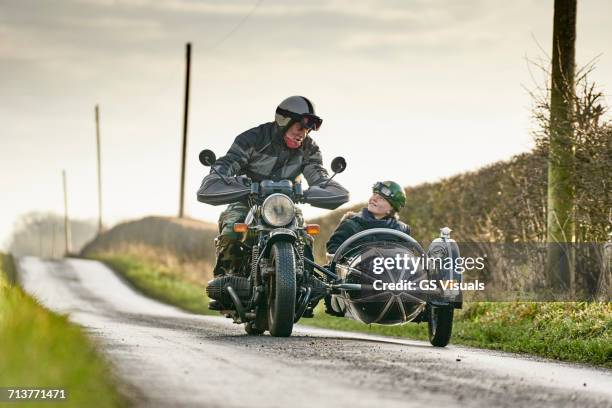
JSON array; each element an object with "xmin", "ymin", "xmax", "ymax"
[{"xmin": 262, "ymin": 194, "xmax": 295, "ymax": 227}]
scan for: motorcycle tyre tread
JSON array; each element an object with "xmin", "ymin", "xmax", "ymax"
[
  {"xmin": 268, "ymin": 241, "xmax": 296, "ymax": 337},
  {"xmin": 428, "ymin": 305, "xmax": 454, "ymax": 347}
]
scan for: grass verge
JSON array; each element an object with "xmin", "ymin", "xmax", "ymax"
[
  {"xmin": 91, "ymin": 254, "xmax": 216, "ymax": 315},
  {"xmin": 91, "ymin": 253, "xmax": 611, "ymax": 368},
  {"xmin": 0, "ymin": 253, "xmax": 126, "ymax": 407},
  {"xmin": 302, "ymin": 302, "xmax": 612, "ymax": 368}
]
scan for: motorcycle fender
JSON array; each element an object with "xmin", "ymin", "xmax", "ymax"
[
  {"xmin": 429, "ymin": 299, "xmax": 451, "ymax": 307},
  {"xmin": 262, "ymin": 228, "xmax": 297, "ymax": 257}
]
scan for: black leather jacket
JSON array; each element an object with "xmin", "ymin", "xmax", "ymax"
[
  {"xmin": 212, "ymin": 122, "xmax": 329, "ymax": 184},
  {"xmin": 327, "ymin": 208, "xmax": 411, "ymax": 254},
  {"xmin": 197, "ymin": 122, "xmax": 350, "ymax": 210}
]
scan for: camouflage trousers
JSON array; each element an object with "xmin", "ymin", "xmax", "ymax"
[{"xmin": 214, "ymin": 202, "xmax": 250, "ymax": 276}]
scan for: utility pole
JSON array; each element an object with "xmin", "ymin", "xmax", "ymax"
[
  {"xmin": 95, "ymin": 104, "xmax": 103, "ymax": 233},
  {"xmin": 63, "ymin": 170, "xmax": 72, "ymax": 256},
  {"xmin": 179, "ymin": 42, "xmax": 192, "ymax": 218},
  {"xmin": 547, "ymin": 0, "xmax": 577, "ymax": 292}
]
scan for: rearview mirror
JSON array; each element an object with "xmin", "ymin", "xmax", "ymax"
[
  {"xmin": 199, "ymin": 149, "xmax": 216, "ymax": 167},
  {"xmin": 331, "ymin": 156, "xmax": 347, "ymax": 174}
]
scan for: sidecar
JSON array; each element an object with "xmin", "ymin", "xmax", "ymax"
[{"xmin": 324, "ymin": 227, "xmax": 462, "ymax": 347}]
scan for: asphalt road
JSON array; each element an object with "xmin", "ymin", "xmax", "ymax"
[{"xmin": 16, "ymin": 257, "xmax": 612, "ymax": 408}]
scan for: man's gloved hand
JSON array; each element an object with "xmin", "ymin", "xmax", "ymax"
[
  {"xmin": 197, "ymin": 173, "xmax": 252, "ymax": 205},
  {"xmin": 304, "ymin": 179, "xmax": 346, "ymax": 197},
  {"xmin": 233, "ymin": 175, "xmax": 252, "ymax": 187},
  {"xmin": 302, "ymin": 179, "xmax": 350, "ymax": 210}
]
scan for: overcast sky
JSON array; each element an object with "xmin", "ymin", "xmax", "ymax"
[{"xmin": 1, "ymin": 0, "xmax": 611, "ymax": 249}]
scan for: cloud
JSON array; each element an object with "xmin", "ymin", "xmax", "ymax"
[
  {"xmin": 70, "ymin": 0, "xmax": 441, "ymax": 22},
  {"xmin": 0, "ymin": 0, "xmax": 516, "ymax": 67}
]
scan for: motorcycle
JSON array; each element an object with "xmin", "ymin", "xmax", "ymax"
[
  {"xmin": 197, "ymin": 149, "xmax": 350, "ymax": 337},
  {"xmin": 197, "ymin": 150, "xmax": 461, "ymax": 346}
]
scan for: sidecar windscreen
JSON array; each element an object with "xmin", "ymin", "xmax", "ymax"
[{"xmin": 336, "ymin": 241, "xmax": 429, "ymax": 325}]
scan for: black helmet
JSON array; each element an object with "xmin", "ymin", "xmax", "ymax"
[{"xmin": 275, "ymin": 96, "xmax": 323, "ymax": 131}]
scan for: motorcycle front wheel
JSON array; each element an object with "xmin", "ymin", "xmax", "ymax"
[{"xmin": 267, "ymin": 241, "xmax": 296, "ymax": 337}]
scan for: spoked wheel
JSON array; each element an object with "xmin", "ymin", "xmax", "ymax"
[
  {"xmin": 245, "ymin": 299, "xmax": 268, "ymax": 335},
  {"xmin": 428, "ymin": 305, "xmax": 454, "ymax": 347},
  {"xmin": 267, "ymin": 241, "xmax": 296, "ymax": 337}
]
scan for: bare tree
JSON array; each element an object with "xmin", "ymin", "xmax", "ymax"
[{"xmin": 8, "ymin": 212, "xmax": 97, "ymax": 258}]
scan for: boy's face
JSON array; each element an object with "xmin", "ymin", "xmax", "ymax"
[{"xmin": 368, "ymin": 192, "xmax": 393, "ymax": 218}]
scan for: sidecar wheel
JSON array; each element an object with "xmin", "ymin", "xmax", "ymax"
[
  {"xmin": 267, "ymin": 241, "xmax": 296, "ymax": 337},
  {"xmin": 428, "ymin": 305, "xmax": 454, "ymax": 347}
]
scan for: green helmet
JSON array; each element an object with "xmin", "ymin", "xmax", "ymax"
[{"xmin": 373, "ymin": 181, "xmax": 406, "ymax": 212}]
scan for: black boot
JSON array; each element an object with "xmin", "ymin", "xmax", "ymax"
[{"xmin": 213, "ymin": 241, "xmax": 245, "ymax": 276}]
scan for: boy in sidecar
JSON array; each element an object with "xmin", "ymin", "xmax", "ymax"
[
  {"xmin": 326, "ymin": 180, "xmax": 409, "ymax": 254},
  {"xmin": 321, "ymin": 181, "xmax": 458, "ymax": 347},
  {"xmin": 323, "ymin": 180, "xmax": 410, "ymax": 317}
]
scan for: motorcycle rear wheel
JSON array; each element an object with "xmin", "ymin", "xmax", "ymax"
[{"xmin": 267, "ymin": 241, "xmax": 296, "ymax": 337}]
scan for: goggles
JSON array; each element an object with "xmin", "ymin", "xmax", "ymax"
[
  {"xmin": 299, "ymin": 114, "xmax": 323, "ymax": 131},
  {"xmin": 276, "ymin": 108, "xmax": 323, "ymax": 131},
  {"xmin": 373, "ymin": 182, "xmax": 393, "ymax": 198}
]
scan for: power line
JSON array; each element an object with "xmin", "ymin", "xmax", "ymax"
[{"xmin": 205, "ymin": 0, "xmax": 264, "ymax": 51}]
